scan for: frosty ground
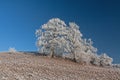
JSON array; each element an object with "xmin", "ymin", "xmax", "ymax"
[{"xmin": 0, "ymin": 52, "xmax": 119, "ymax": 80}]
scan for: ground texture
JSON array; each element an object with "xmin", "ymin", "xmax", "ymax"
[{"xmin": 0, "ymin": 52, "xmax": 120, "ymax": 80}]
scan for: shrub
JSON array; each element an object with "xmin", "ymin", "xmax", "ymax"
[{"xmin": 9, "ymin": 47, "xmax": 16, "ymax": 53}]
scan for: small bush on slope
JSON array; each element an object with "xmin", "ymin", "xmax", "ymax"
[
  {"xmin": 112, "ymin": 64, "xmax": 120, "ymax": 68},
  {"xmin": 9, "ymin": 47, "xmax": 16, "ymax": 53}
]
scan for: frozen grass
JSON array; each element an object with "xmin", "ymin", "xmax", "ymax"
[{"xmin": 0, "ymin": 52, "xmax": 119, "ymax": 80}]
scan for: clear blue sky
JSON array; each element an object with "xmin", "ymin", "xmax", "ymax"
[{"xmin": 0, "ymin": 0, "xmax": 120, "ymax": 63}]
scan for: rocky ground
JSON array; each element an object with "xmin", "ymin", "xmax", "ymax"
[{"xmin": 0, "ymin": 52, "xmax": 119, "ymax": 80}]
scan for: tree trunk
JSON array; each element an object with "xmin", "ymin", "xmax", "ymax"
[
  {"xmin": 50, "ymin": 47, "xmax": 54, "ymax": 58},
  {"xmin": 72, "ymin": 50, "xmax": 76, "ymax": 62}
]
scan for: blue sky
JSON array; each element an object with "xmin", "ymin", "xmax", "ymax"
[{"xmin": 0, "ymin": 0, "xmax": 120, "ymax": 63}]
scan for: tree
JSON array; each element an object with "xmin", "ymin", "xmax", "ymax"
[
  {"xmin": 65, "ymin": 22, "xmax": 85, "ymax": 62},
  {"xmin": 36, "ymin": 18, "xmax": 68, "ymax": 57},
  {"xmin": 65, "ymin": 23, "xmax": 97, "ymax": 63}
]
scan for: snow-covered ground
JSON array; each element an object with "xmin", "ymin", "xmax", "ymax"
[{"xmin": 0, "ymin": 52, "xmax": 119, "ymax": 80}]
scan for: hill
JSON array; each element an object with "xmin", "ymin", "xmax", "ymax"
[{"xmin": 0, "ymin": 52, "xmax": 119, "ymax": 80}]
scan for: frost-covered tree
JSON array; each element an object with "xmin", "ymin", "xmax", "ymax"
[
  {"xmin": 36, "ymin": 18, "xmax": 68, "ymax": 57},
  {"xmin": 65, "ymin": 23, "xmax": 97, "ymax": 63},
  {"xmin": 36, "ymin": 18, "xmax": 113, "ymax": 66},
  {"xmin": 66, "ymin": 22, "xmax": 83, "ymax": 61}
]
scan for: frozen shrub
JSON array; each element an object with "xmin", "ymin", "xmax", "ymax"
[
  {"xmin": 112, "ymin": 64, "xmax": 120, "ymax": 68},
  {"xmin": 75, "ymin": 52, "xmax": 91, "ymax": 64},
  {"xmin": 9, "ymin": 47, "xmax": 16, "ymax": 53},
  {"xmin": 99, "ymin": 53, "xmax": 113, "ymax": 66},
  {"xmin": 63, "ymin": 53, "xmax": 75, "ymax": 61},
  {"xmin": 91, "ymin": 55, "xmax": 101, "ymax": 66}
]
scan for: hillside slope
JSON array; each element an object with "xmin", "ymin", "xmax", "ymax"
[{"xmin": 0, "ymin": 52, "xmax": 119, "ymax": 80}]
